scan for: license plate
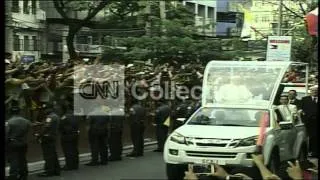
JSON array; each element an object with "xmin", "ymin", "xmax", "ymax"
[{"xmin": 202, "ymin": 159, "xmax": 226, "ymax": 165}]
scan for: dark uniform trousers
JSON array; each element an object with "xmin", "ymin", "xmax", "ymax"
[
  {"xmin": 155, "ymin": 104, "xmax": 170, "ymax": 151},
  {"xmin": 59, "ymin": 113, "xmax": 80, "ymax": 169},
  {"xmin": 130, "ymin": 122, "xmax": 145, "ymax": 155},
  {"xmin": 109, "ymin": 127, "xmax": 123, "ymax": 159},
  {"xmin": 8, "ymin": 144, "xmax": 28, "ymax": 180},
  {"xmin": 41, "ymin": 139, "xmax": 60, "ymax": 174},
  {"xmin": 156, "ymin": 125, "xmax": 168, "ymax": 151},
  {"xmin": 61, "ymin": 133, "xmax": 79, "ymax": 168},
  {"xmin": 88, "ymin": 130, "xmax": 108, "ymax": 163},
  {"xmin": 40, "ymin": 112, "xmax": 60, "ymax": 175}
]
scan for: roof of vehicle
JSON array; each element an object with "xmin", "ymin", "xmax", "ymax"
[
  {"xmin": 205, "ymin": 60, "xmax": 308, "ymax": 67},
  {"xmin": 202, "ymin": 60, "xmax": 309, "ymax": 109},
  {"xmin": 202, "ymin": 103, "xmax": 270, "ymax": 110}
]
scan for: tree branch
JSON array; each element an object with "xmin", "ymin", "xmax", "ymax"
[
  {"xmin": 281, "ymin": 2, "xmax": 304, "ymax": 19},
  {"xmin": 298, "ymin": 2, "xmax": 307, "ymax": 15},
  {"xmin": 264, "ymin": 1, "xmax": 304, "ymax": 19},
  {"xmin": 84, "ymin": 1, "xmax": 109, "ymax": 22},
  {"xmin": 53, "ymin": 0, "xmax": 70, "ymax": 20}
]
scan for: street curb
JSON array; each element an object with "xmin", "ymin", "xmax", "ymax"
[{"xmin": 5, "ymin": 140, "xmax": 157, "ymax": 176}]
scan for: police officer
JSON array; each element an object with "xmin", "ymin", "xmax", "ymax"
[
  {"xmin": 109, "ymin": 107, "xmax": 124, "ymax": 161},
  {"xmin": 59, "ymin": 102, "xmax": 79, "ymax": 170},
  {"xmin": 154, "ymin": 99, "xmax": 170, "ymax": 152},
  {"xmin": 6, "ymin": 101, "xmax": 31, "ymax": 180},
  {"xmin": 172, "ymin": 96, "xmax": 193, "ymax": 130},
  {"xmin": 86, "ymin": 105, "xmax": 109, "ymax": 166},
  {"xmin": 126, "ymin": 98, "xmax": 146, "ymax": 157},
  {"xmin": 36, "ymin": 102, "xmax": 60, "ymax": 177}
]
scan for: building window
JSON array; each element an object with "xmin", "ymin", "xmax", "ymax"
[
  {"xmin": 24, "ymin": 36, "xmax": 30, "ymax": 51},
  {"xmin": 23, "ymin": 0, "xmax": 29, "ymax": 14},
  {"xmin": 261, "ymin": 16, "xmax": 269, "ymax": 22},
  {"xmin": 76, "ymin": 36, "xmax": 88, "ymax": 44},
  {"xmin": 32, "ymin": 36, "xmax": 38, "ymax": 51},
  {"xmin": 12, "ymin": 0, "xmax": 19, "ymax": 13},
  {"xmin": 185, "ymin": 2, "xmax": 195, "ymax": 14},
  {"xmin": 31, "ymin": 0, "xmax": 36, "ymax": 14},
  {"xmin": 217, "ymin": 12, "xmax": 236, "ymax": 23},
  {"xmin": 207, "ymin": 7, "xmax": 214, "ymax": 19},
  {"xmin": 13, "ymin": 35, "xmax": 21, "ymax": 51},
  {"xmin": 198, "ymin": 4, "xmax": 205, "ymax": 18}
]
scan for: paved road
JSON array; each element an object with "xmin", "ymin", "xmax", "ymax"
[
  {"xmin": 28, "ymin": 148, "xmax": 166, "ymax": 180},
  {"xmin": 26, "ymin": 146, "xmax": 318, "ymax": 180}
]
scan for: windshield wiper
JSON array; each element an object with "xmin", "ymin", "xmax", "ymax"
[
  {"xmin": 188, "ymin": 122, "xmax": 210, "ymax": 125},
  {"xmin": 215, "ymin": 124, "xmax": 245, "ymax": 126}
]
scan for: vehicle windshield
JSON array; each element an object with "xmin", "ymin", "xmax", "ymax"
[
  {"xmin": 187, "ymin": 107, "xmax": 269, "ymax": 127},
  {"xmin": 203, "ymin": 62, "xmax": 283, "ymax": 106}
]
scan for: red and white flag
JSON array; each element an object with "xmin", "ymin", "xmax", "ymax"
[{"xmin": 305, "ymin": 7, "xmax": 318, "ymax": 36}]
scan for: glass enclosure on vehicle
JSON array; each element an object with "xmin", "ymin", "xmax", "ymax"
[
  {"xmin": 202, "ymin": 61, "xmax": 309, "ymax": 108},
  {"xmin": 187, "ymin": 107, "xmax": 269, "ymax": 127}
]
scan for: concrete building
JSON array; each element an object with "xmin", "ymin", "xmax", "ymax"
[
  {"xmin": 216, "ymin": 0, "xmax": 244, "ymax": 37},
  {"xmin": 242, "ymin": 0, "xmax": 308, "ymax": 40},
  {"xmin": 5, "ymin": 0, "xmax": 46, "ymax": 62},
  {"xmin": 181, "ymin": 0, "xmax": 217, "ymax": 36}
]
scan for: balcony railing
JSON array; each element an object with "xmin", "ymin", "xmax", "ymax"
[{"xmin": 57, "ymin": 43, "xmax": 103, "ymax": 54}]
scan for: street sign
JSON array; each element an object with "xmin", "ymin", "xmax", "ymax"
[
  {"xmin": 21, "ymin": 55, "xmax": 35, "ymax": 63},
  {"xmin": 266, "ymin": 36, "xmax": 292, "ymax": 61}
]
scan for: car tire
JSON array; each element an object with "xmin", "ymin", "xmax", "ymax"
[
  {"xmin": 166, "ymin": 163, "xmax": 187, "ymax": 180},
  {"xmin": 267, "ymin": 151, "xmax": 280, "ymax": 175}
]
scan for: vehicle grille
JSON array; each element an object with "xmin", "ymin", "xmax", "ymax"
[
  {"xmin": 196, "ymin": 143, "xmax": 226, "ymax": 147},
  {"xmin": 193, "ymin": 138, "xmax": 234, "ymax": 147},
  {"xmin": 186, "ymin": 151, "xmax": 237, "ymax": 158}
]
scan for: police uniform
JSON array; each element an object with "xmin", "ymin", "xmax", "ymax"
[
  {"xmin": 172, "ymin": 101, "xmax": 192, "ymax": 130},
  {"xmin": 109, "ymin": 108, "xmax": 124, "ymax": 161},
  {"xmin": 86, "ymin": 106, "xmax": 109, "ymax": 166},
  {"xmin": 127, "ymin": 103, "xmax": 146, "ymax": 157},
  {"xmin": 154, "ymin": 102, "xmax": 170, "ymax": 152},
  {"xmin": 6, "ymin": 105, "xmax": 31, "ymax": 180},
  {"xmin": 59, "ymin": 109, "xmax": 79, "ymax": 170},
  {"xmin": 37, "ymin": 104, "xmax": 60, "ymax": 177}
]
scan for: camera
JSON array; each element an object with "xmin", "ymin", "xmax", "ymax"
[{"xmin": 189, "ymin": 164, "xmax": 214, "ymax": 175}]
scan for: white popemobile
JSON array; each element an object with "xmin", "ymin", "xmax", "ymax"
[{"xmin": 164, "ymin": 61, "xmax": 309, "ymax": 179}]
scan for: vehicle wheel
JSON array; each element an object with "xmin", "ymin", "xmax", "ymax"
[
  {"xmin": 166, "ymin": 163, "xmax": 187, "ymax": 180},
  {"xmin": 267, "ymin": 151, "xmax": 280, "ymax": 175}
]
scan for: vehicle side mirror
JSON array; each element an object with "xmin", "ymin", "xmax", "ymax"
[
  {"xmin": 279, "ymin": 121, "xmax": 293, "ymax": 130},
  {"xmin": 177, "ymin": 118, "xmax": 186, "ymax": 123}
]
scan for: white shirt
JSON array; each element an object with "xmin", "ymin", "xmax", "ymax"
[
  {"xmin": 277, "ymin": 104, "xmax": 297, "ymax": 122},
  {"xmin": 216, "ymin": 84, "xmax": 253, "ymax": 102}
]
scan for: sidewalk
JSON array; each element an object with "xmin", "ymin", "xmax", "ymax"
[{"xmin": 5, "ymin": 140, "xmax": 157, "ymax": 177}]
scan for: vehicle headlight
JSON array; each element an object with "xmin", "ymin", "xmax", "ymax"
[
  {"xmin": 170, "ymin": 132, "xmax": 186, "ymax": 144},
  {"xmin": 236, "ymin": 136, "xmax": 258, "ymax": 147}
]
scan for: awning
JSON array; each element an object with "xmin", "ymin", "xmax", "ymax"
[{"xmin": 305, "ymin": 7, "xmax": 318, "ymax": 36}]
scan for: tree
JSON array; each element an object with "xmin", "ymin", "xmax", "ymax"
[
  {"xmin": 263, "ymin": 0, "xmax": 318, "ymax": 63},
  {"xmin": 53, "ymin": 0, "xmax": 110, "ymax": 60}
]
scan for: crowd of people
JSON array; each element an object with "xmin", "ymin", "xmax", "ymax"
[
  {"xmin": 5, "ymin": 56, "xmax": 318, "ymax": 180},
  {"xmin": 5, "ymin": 57, "xmax": 203, "ymax": 180},
  {"xmin": 184, "ymin": 154, "xmax": 318, "ymax": 180}
]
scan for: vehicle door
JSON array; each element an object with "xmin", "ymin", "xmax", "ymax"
[
  {"xmin": 274, "ymin": 108, "xmax": 297, "ymax": 161},
  {"xmin": 292, "ymin": 112, "xmax": 307, "ymax": 157}
]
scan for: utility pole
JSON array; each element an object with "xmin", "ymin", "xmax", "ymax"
[
  {"xmin": 159, "ymin": 1, "xmax": 166, "ymax": 36},
  {"xmin": 145, "ymin": 1, "xmax": 151, "ymax": 36},
  {"xmin": 277, "ymin": 0, "xmax": 283, "ymax": 36}
]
